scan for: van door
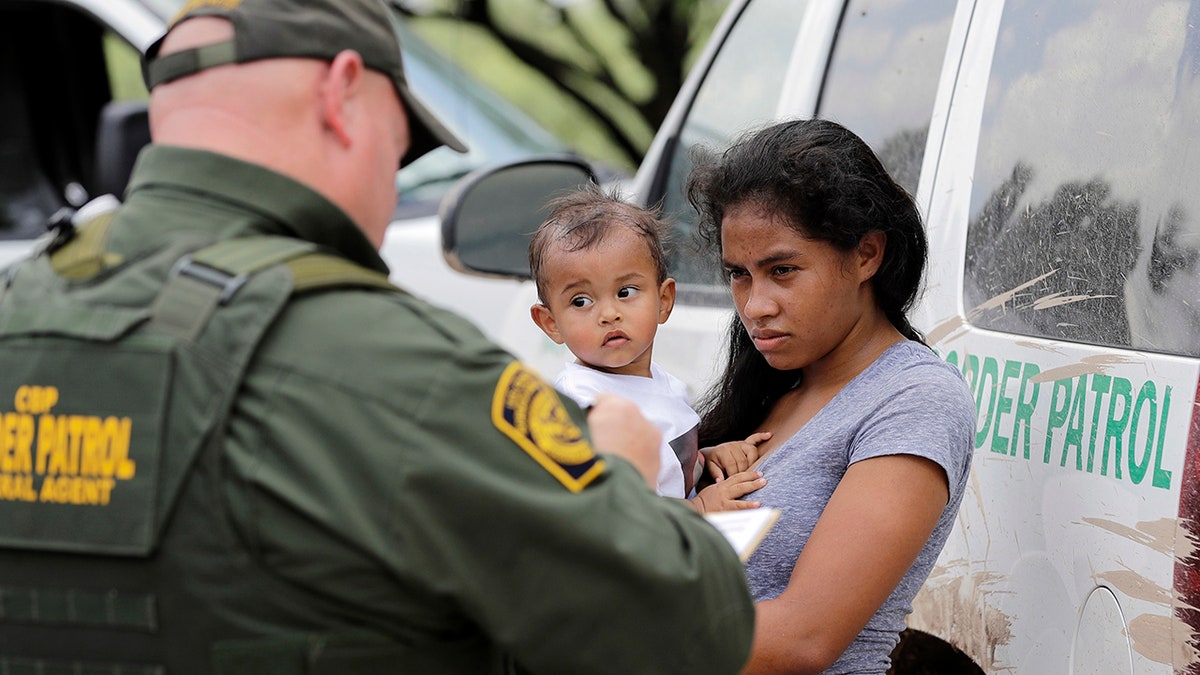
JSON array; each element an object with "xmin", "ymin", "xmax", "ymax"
[{"xmin": 915, "ymin": 1, "xmax": 1200, "ymax": 672}]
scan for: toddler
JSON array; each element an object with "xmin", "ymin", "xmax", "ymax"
[{"xmin": 528, "ymin": 184, "xmax": 767, "ymax": 512}]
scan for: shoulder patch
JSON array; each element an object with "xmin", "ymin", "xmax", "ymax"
[{"xmin": 492, "ymin": 362, "xmax": 604, "ymax": 492}]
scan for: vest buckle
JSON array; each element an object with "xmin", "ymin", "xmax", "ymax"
[{"xmin": 169, "ymin": 256, "xmax": 248, "ymax": 304}]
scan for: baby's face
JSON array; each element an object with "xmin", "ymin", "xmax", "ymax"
[{"xmin": 536, "ymin": 226, "xmax": 673, "ymax": 377}]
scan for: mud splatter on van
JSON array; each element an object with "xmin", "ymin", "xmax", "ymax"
[
  {"xmin": 1032, "ymin": 354, "xmax": 1143, "ymax": 383},
  {"xmin": 909, "ymin": 564, "xmax": 1012, "ymax": 671}
]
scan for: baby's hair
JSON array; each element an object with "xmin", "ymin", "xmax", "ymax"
[{"xmin": 529, "ymin": 183, "xmax": 671, "ymax": 302}]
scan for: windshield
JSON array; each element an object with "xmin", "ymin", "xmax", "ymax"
[
  {"xmin": 390, "ymin": 17, "xmax": 567, "ymax": 216},
  {"xmin": 145, "ymin": 0, "xmax": 569, "ymax": 219}
]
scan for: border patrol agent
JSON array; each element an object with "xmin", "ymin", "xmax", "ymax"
[{"xmin": 0, "ymin": 0, "xmax": 754, "ymax": 673}]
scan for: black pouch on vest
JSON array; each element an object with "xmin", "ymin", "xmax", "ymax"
[
  {"xmin": 0, "ymin": 216, "xmax": 405, "ymax": 673},
  {"xmin": 0, "ymin": 308, "xmax": 167, "ymax": 554},
  {"xmin": 0, "ymin": 234, "xmax": 311, "ymax": 556}
]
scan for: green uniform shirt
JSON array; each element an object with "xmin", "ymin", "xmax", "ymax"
[{"xmin": 110, "ymin": 145, "xmax": 754, "ymax": 673}]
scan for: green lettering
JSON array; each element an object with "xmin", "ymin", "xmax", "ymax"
[
  {"xmin": 978, "ymin": 357, "xmax": 1000, "ymax": 451},
  {"xmin": 1152, "ymin": 385, "xmax": 1172, "ymax": 489},
  {"xmin": 1086, "ymin": 374, "xmax": 1112, "ymax": 472},
  {"xmin": 992, "ymin": 360, "xmax": 1022, "ymax": 455},
  {"xmin": 1012, "ymin": 362, "xmax": 1040, "ymax": 459},
  {"xmin": 944, "ymin": 350, "xmax": 960, "ymax": 369},
  {"xmin": 1062, "ymin": 375, "xmax": 1087, "ymax": 470},
  {"xmin": 1100, "ymin": 377, "xmax": 1132, "ymax": 478},
  {"xmin": 1128, "ymin": 381, "xmax": 1158, "ymax": 485},
  {"xmin": 1045, "ymin": 378, "xmax": 1072, "ymax": 463}
]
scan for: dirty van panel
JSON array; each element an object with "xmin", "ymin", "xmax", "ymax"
[
  {"xmin": 656, "ymin": 0, "xmax": 810, "ymax": 290},
  {"xmin": 816, "ymin": 0, "xmax": 957, "ymax": 197},
  {"xmin": 920, "ymin": 0, "xmax": 1200, "ymax": 672},
  {"xmin": 963, "ymin": 0, "xmax": 1200, "ymax": 358}
]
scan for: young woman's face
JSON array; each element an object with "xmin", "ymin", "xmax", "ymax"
[
  {"xmin": 720, "ymin": 203, "xmax": 877, "ymax": 373},
  {"xmin": 532, "ymin": 225, "xmax": 675, "ymax": 377}
]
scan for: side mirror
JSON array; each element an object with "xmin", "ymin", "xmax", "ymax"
[{"xmin": 440, "ymin": 156, "xmax": 597, "ymax": 279}]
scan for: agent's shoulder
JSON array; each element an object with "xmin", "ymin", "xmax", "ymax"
[
  {"xmin": 300, "ymin": 285, "xmax": 485, "ymax": 336},
  {"xmin": 265, "ymin": 286, "xmax": 509, "ymax": 372}
]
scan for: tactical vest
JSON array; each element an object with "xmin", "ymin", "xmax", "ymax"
[{"xmin": 0, "ymin": 203, "xmax": 484, "ymax": 674}]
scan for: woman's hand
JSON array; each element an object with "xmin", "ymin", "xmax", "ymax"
[
  {"xmin": 690, "ymin": 470, "xmax": 765, "ymax": 514},
  {"xmin": 703, "ymin": 431, "xmax": 773, "ymax": 481}
]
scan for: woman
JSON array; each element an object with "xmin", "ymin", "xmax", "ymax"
[{"xmin": 686, "ymin": 119, "xmax": 974, "ymax": 674}]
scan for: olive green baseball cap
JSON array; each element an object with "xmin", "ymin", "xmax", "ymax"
[{"xmin": 143, "ymin": 0, "xmax": 467, "ymax": 166}]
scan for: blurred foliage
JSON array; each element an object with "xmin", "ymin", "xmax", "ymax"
[
  {"xmin": 395, "ymin": 0, "xmax": 730, "ymax": 171},
  {"xmin": 103, "ymin": 32, "xmax": 148, "ymax": 101}
]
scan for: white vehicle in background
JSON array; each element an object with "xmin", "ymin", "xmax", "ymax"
[
  {"xmin": 438, "ymin": 0, "xmax": 1200, "ymax": 672},
  {"xmin": 0, "ymin": 0, "xmax": 581, "ymax": 332}
]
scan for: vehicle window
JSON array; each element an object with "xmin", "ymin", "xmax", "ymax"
[
  {"xmin": 0, "ymin": 4, "xmax": 142, "ymax": 241},
  {"xmin": 392, "ymin": 16, "xmax": 568, "ymax": 218},
  {"xmin": 963, "ymin": 0, "xmax": 1200, "ymax": 357},
  {"xmin": 816, "ymin": 0, "xmax": 956, "ymax": 197},
  {"xmin": 656, "ymin": 0, "xmax": 810, "ymax": 291}
]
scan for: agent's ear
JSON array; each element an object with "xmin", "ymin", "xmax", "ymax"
[
  {"xmin": 658, "ymin": 278, "xmax": 676, "ymax": 324},
  {"xmin": 319, "ymin": 50, "xmax": 366, "ymax": 148},
  {"xmin": 854, "ymin": 231, "xmax": 887, "ymax": 282},
  {"xmin": 530, "ymin": 303, "xmax": 565, "ymax": 344}
]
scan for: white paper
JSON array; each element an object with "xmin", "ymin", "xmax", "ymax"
[{"xmin": 704, "ymin": 507, "xmax": 781, "ymax": 561}]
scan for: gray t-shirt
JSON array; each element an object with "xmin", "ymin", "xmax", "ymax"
[{"xmin": 743, "ymin": 341, "xmax": 974, "ymax": 674}]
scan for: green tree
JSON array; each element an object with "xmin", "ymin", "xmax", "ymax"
[{"xmin": 396, "ymin": 0, "xmax": 729, "ymax": 170}]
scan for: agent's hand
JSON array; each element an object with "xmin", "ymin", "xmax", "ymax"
[
  {"xmin": 689, "ymin": 470, "xmax": 766, "ymax": 514},
  {"xmin": 587, "ymin": 393, "xmax": 661, "ymax": 490},
  {"xmin": 702, "ymin": 431, "xmax": 772, "ymax": 482}
]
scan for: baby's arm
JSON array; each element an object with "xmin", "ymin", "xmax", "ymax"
[
  {"xmin": 689, "ymin": 470, "xmax": 766, "ymax": 514},
  {"xmin": 701, "ymin": 431, "xmax": 772, "ymax": 482}
]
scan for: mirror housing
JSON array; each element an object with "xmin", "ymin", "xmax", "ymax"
[{"xmin": 440, "ymin": 156, "xmax": 597, "ymax": 279}]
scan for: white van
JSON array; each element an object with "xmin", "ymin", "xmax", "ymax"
[{"xmin": 436, "ymin": 0, "xmax": 1200, "ymax": 672}]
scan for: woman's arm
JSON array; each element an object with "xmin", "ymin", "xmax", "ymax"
[{"xmin": 740, "ymin": 453, "xmax": 949, "ymax": 674}]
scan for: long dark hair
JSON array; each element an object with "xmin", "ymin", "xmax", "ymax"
[{"xmin": 686, "ymin": 118, "xmax": 928, "ymax": 445}]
